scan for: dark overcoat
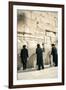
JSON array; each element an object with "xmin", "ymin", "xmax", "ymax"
[
  {"xmin": 36, "ymin": 47, "xmax": 44, "ymax": 65},
  {"xmin": 20, "ymin": 48, "xmax": 28, "ymax": 64},
  {"xmin": 51, "ymin": 47, "xmax": 58, "ymax": 66}
]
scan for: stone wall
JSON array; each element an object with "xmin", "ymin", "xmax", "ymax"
[{"xmin": 17, "ymin": 10, "xmax": 58, "ymax": 69}]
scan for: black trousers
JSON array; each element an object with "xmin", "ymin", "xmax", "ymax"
[
  {"xmin": 38, "ymin": 63, "xmax": 44, "ymax": 70},
  {"xmin": 53, "ymin": 54, "xmax": 58, "ymax": 66},
  {"xmin": 23, "ymin": 62, "xmax": 27, "ymax": 70},
  {"xmin": 21, "ymin": 59, "xmax": 27, "ymax": 70}
]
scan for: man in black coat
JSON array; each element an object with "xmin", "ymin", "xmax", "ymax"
[
  {"xmin": 51, "ymin": 44, "xmax": 58, "ymax": 66},
  {"xmin": 20, "ymin": 45, "xmax": 28, "ymax": 70},
  {"xmin": 36, "ymin": 44, "xmax": 44, "ymax": 70}
]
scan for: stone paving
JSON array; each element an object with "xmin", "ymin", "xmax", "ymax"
[{"xmin": 17, "ymin": 66, "xmax": 58, "ymax": 80}]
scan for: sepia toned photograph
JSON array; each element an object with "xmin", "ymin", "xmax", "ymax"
[
  {"xmin": 9, "ymin": 2, "xmax": 64, "ymax": 88},
  {"xmin": 17, "ymin": 10, "xmax": 58, "ymax": 80}
]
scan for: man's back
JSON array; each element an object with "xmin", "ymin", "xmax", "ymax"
[
  {"xmin": 52, "ymin": 47, "xmax": 57, "ymax": 55},
  {"xmin": 21, "ymin": 48, "xmax": 28, "ymax": 59}
]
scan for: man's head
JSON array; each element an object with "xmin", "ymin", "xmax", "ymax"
[
  {"xmin": 37, "ymin": 44, "xmax": 40, "ymax": 48},
  {"xmin": 51, "ymin": 44, "xmax": 55, "ymax": 48},
  {"xmin": 23, "ymin": 45, "xmax": 26, "ymax": 48}
]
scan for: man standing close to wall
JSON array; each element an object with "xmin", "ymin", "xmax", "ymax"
[
  {"xmin": 20, "ymin": 45, "xmax": 28, "ymax": 70},
  {"xmin": 51, "ymin": 44, "xmax": 58, "ymax": 66},
  {"xmin": 36, "ymin": 44, "xmax": 44, "ymax": 70}
]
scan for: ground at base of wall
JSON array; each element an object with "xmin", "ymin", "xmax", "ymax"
[{"xmin": 17, "ymin": 66, "xmax": 58, "ymax": 80}]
